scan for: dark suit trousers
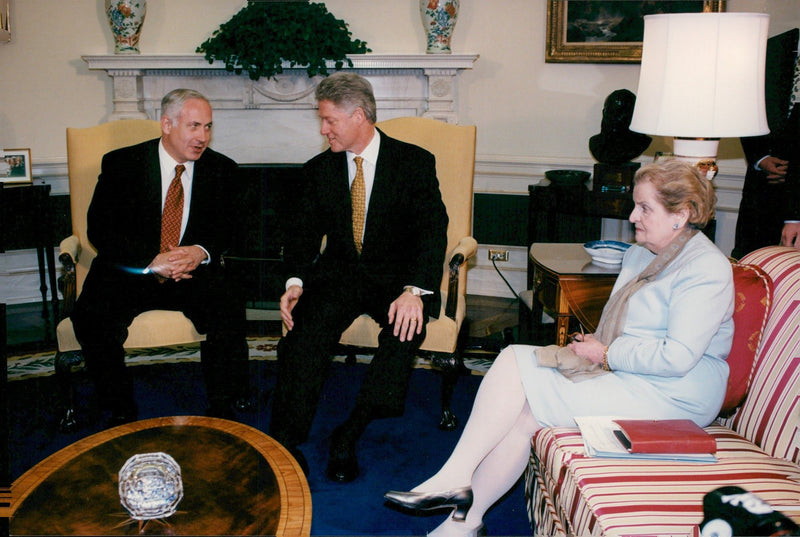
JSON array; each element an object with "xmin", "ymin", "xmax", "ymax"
[
  {"xmin": 269, "ymin": 277, "xmax": 429, "ymax": 447},
  {"xmin": 71, "ymin": 263, "xmax": 248, "ymax": 411}
]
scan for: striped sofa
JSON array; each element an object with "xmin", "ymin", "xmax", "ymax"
[{"xmin": 525, "ymin": 246, "xmax": 800, "ymax": 536}]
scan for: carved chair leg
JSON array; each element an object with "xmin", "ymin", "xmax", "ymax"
[
  {"xmin": 431, "ymin": 351, "xmax": 462, "ymax": 431},
  {"xmin": 54, "ymin": 350, "xmax": 85, "ymax": 432}
]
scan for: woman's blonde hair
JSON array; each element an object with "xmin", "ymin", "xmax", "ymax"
[{"xmin": 633, "ymin": 159, "xmax": 717, "ymax": 228}]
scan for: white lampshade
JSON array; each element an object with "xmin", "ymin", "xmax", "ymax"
[{"xmin": 630, "ymin": 12, "xmax": 770, "ymax": 166}]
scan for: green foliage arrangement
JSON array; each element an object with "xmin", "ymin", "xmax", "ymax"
[{"xmin": 196, "ymin": 1, "xmax": 371, "ymax": 81}]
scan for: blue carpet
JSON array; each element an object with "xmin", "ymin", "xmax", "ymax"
[{"xmin": 8, "ymin": 359, "xmax": 531, "ymax": 536}]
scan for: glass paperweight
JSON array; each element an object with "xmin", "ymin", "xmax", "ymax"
[{"xmin": 118, "ymin": 452, "xmax": 183, "ymax": 520}]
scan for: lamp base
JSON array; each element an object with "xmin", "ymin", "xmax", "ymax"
[{"xmin": 673, "ymin": 137, "xmax": 719, "ymax": 179}]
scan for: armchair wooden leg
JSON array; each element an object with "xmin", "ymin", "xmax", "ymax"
[
  {"xmin": 430, "ymin": 351, "xmax": 462, "ymax": 431},
  {"xmin": 54, "ymin": 350, "xmax": 84, "ymax": 433}
]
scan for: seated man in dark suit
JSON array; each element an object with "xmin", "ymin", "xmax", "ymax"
[
  {"xmin": 71, "ymin": 89, "xmax": 250, "ymax": 425},
  {"xmin": 733, "ymin": 28, "xmax": 800, "ymax": 259},
  {"xmin": 270, "ymin": 72, "xmax": 449, "ymax": 482}
]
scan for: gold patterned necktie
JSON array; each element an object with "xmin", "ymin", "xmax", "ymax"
[
  {"xmin": 351, "ymin": 156, "xmax": 366, "ymax": 254},
  {"xmin": 160, "ymin": 164, "xmax": 185, "ymax": 254}
]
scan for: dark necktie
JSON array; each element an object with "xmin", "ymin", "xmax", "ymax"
[
  {"xmin": 351, "ymin": 156, "xmax": 366, "ymax": 254},
  {"xmin": 160, "ymin": 164, "xmax": 185, "ymax": 254}
]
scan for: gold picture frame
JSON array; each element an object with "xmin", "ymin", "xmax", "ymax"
[
  {"xmin": 1, "ymin": 148, "xmax": 32, "ymax": 183},
  {"xmin": 545, "ymin": 1, "xmax": 725, "ymax": 64},
  {"xmin": 0, "ymin": 0, "xmax": 10, "ymax": 43}
]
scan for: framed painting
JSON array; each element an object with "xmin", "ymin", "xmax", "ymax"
[
  {"xmin": 0, "ymin": 0, "xmax": 10, "ymax": 43},
  {"xmin": 1, "ymin": 148, "xmax": 32, "ymax": 183},
  {"xmin": 545, "ymin": 1, "xmax": 725, "ymax": 63}
]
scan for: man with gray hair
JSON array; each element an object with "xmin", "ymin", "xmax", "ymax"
[
  {"xmin": 71, "ymin": 89, "xmax": 250, "ymax": 426},
  {"xmin": 270, "ymin": 72, "xmax": 448, "ymax": 482}
]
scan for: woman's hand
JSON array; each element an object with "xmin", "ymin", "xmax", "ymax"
[{"xmin": 566, "ymin": 333, "xmax": 607, "ymax": 365}]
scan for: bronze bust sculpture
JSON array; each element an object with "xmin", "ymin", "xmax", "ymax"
[{"xmin": 590, "ymin": 89, "xmax": 651, "ymax": 164}]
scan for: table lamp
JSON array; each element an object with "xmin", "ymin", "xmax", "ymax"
[{"xmin": 629, "ymin": 12, "xmax": 770, "ymax": 179}]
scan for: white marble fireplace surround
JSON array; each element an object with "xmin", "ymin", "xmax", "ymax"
[
  {"xmin": 84, "ymin": 53, "xmax": 479, "ymax": 164},
  {"xmin": 3, "ymin": 53, "xmax": 746, "ymax": 304}
]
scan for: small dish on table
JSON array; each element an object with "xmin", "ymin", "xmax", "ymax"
[{"xmin": 583, "ymin": 240, "xmax": 631, "ymax": 265}]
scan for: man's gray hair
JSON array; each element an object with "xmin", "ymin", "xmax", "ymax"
[
  {"xmin": 161, "ymin": 89, "xmax": 210, "ymax": 124},
  {"xmin": 315, "ymin": 72, "xmax": 377, "ymax": 123}
]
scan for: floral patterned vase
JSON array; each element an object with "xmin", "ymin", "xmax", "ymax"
[
  {"xmin": 420, "ymin": 0, "xmax": 459, "ymax": 54},
  {"xmin": 105, "ymin": 0, "xmax": 147, "ymax": 54}
]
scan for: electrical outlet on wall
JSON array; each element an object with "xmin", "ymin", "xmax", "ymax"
[{"xmin": 488, "ymin": 249, "xmax": 509, "ymax": 262}]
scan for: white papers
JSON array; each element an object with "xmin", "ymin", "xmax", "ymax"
[{"xmin": 574, "ymin": 416, "xmax": 717, "ymax": 463}]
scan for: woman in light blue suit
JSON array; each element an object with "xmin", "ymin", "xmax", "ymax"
[{"xmin": 384, "ymin": 160, "xmax": 735, "ymax": 536}]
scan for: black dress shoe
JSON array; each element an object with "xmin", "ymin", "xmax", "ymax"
[
  {"xmin": 233, "ymin": 397, "xmax": 254, "ymax": 412},
  {"xmin": 327, "ymin": 436, "xmax": 359, "ymax": 483},
  {"xmin": 384, "ymin": 486, "xmax": 473, "ymax": 521}
]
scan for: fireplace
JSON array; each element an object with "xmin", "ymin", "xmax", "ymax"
[{"xmin": 83, "ymin": 53, "xmax": 479, "ymax": 165}]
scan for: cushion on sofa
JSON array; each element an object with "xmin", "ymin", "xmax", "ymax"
[{"xmin": 718, "ymin": 263, "xmax": 773, "ymax": 417}]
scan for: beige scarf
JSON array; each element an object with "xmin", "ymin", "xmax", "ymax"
[{"xmin": 536, "ymin": 227, "xmax": 699, "ymax": 382}]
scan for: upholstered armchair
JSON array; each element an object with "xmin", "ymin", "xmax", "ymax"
[
  {"xmin": 55, "ymin": 120, "xmax": 206, "ymax": 431},
  {"xmin": 336, "ymin": 116, "xmax": 478, "ymax": 430}
]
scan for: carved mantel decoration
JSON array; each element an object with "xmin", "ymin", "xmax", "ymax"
[{"xmin": 83, "ymin": 53, "xmax": 478, "ymax": 163}]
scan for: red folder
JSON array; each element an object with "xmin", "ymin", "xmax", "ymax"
[{"xmin": 613, "ymin": 419, "xmax": 717, "ymax": 454}]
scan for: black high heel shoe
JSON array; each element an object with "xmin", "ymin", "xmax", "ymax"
[{"xmin": 384, "ymin": 486, "xmax": 473, "ymax": 521}]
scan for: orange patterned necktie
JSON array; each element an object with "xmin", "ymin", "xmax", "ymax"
[
  {"xmin": 160, "ymin": 164, "xmax": 185, "ymax": 253},
  {"xmin": 351, "ymin": 156, "xmax": 366, "ymax": 254}
]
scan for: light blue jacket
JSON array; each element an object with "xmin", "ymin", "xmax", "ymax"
[{"xmin": 607, "ymin": 233, "xmax": 734, "ymax": 380}]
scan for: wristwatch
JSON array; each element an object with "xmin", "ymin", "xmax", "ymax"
[{"xmin": 403, "ymin": 286, "xmax": 422, "ymax": 296}]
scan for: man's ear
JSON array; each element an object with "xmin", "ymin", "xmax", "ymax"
[{"xmin": 161, "ymin": 115, "xmax": 172, "ymax": 134}]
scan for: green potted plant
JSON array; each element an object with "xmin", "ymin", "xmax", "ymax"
[{"xmin": 197, "ymin": 1, "xmax": 370, "ymax": 81}]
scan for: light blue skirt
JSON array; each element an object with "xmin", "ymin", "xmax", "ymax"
[{"xmin": 512, "ymin": 344, "xmax": 728, "ymax": 428}]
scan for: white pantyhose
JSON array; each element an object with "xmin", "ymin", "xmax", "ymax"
[{"xmin": 413, "ymin": 346, "xmax": 541, "ymax": 534}]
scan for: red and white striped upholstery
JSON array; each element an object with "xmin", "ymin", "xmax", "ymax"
[{"xmin": 526, "ymin": 247, "xmax": 800, "ymax": 536}]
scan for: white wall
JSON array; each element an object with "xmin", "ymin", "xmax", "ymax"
[{"xmin": 1, "ymin": 0, "xmax": 798, "ymax": 303}]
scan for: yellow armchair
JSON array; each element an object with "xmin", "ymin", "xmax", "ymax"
[{"xmin": 337, "ymin": 116, "xmax": 478, "ymax": 430}]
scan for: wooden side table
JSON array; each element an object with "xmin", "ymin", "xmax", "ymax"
[
  {"xmin": 0, "ymin": 183, "xmax": 59, "ymax": 320},
  {"xmin": 521, "ymin": 243, "xmax": 620, "ymax": 346}
]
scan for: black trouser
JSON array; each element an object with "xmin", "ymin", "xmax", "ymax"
[
  {"xmin": 269, "ymin": 279, "xmax": 428, "ymax": 448},
  {"xmin": 71, "ymin": 263, "xmax": 249, "ymax": 412}
]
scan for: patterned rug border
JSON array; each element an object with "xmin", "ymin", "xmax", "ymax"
[{"xmin": 7, "ymin": 336, "xmax": 493, "ymax": 382}]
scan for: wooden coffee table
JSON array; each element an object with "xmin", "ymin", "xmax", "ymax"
[{"xmin": 9, "ymin": 416, "xmax": 311, "ymax": 536}]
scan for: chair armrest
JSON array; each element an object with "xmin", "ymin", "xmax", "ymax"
[
  {"xmin": 57, "ymin": 235, "xmax": 81, "ymax": 319},
  {"xmin": 59, "ymin": 234, "xmax": 81, "ymax": 263},
  {"xmin": 444, "ymin": 237, "xmax": 478, "ymax": 319}
]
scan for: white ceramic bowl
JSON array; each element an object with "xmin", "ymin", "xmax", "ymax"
[{"xmin": 583, "ymin": 240, "xmax": 631, "ymax": 265}]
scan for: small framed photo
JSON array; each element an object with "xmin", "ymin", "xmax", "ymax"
[{"xmin": 1, "ymin": 148, "xmax": 32, "ymax": 183}]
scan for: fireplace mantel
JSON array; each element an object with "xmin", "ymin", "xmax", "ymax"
[{"xmin": 83, "ymin": 53, "xmax": 478, "ymax": 163}]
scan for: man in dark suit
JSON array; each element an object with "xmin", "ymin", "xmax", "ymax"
[
  {"xmin": 270, "ymin": 73, "xmax": 448, "ymax": 482},
  {"xmin": 71, "ymin": 89, "xmax": 250, "ymax": 425},
  {"xmin": 733, "ymin": 28, "xmax": 800, "ymax": 259}
]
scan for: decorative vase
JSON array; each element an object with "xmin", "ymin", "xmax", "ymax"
[
  {"xmin": 420, "ymin": 0, "xmax": 459, "ymax": 54},
  {"xmin": 105, "ymin": 0, "xmax": 147, "ymax": 54}
]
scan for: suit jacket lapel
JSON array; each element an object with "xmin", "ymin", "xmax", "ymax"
[
  {"xmin": 365, "ymin": 131, "xmax": 396, "ymax": 244},
  {"xmin": 142, "ymin": 141, "xmax": 164, "ymax": 244}
]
